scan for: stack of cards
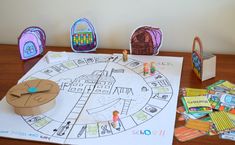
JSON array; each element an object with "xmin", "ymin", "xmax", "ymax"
[{"xmin": 175, "ymin": 80, "xmax": 235, "ymax": 142}]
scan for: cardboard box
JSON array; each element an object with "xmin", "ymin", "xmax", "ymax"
[{"xmin": 192, "ymin": 36, "xmax": 216, "ymax": 81}]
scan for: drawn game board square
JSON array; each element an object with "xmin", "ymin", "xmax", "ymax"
[
  {"xmin": 153, "ymin": 74, "xmax": 168, "ymax": 81},
  {"xmin": 152, "ymin": 93, "xmax": 172, "ymax": 101},
  {"xmin": 86, "ymin": 124, "xmax": 99, "ymax": 138},
  {"xmin": 94, "ymin": 56, "xmax": 110, "ymax": 63},
  {"xmin": 144, "ymin": 73, "xmax": 165, "ymax": 82},
  {"xmin": 38, "ymin": 121, "xmax": 62, "ymax": 136},
  {"xmin": 155, "ymin": 80, "xmax": 171, "ymax": 87},
  {"xmin": 120, "ymin": 116, "xmax": 137, "ymax": 130},
  {"xmin": 74, "ymin": 59, "xmax": 87, "ymax": 66},
  {"xmin": 148, "ymin": 98, "xmax": 168, "ymax": 109},
  {"xmin": 108, "ymin": 55, "xmax": 119, "ymax": 62},
  {"xmin": 24, "ymin": 115, "xmax": 45, "ymax": 125},
  {"xmin": 109, "ymin": 120, "xmax": 125, "ymax": 134},
  {"xmin": 62, "ymin": 60, "xmax": 78, "ymax": 69},
  {"xmin": 152, "ymin": 86, "xmax": 172, "ymax": 94},
  {"xmin": 52, "ymin": 64, "xmax": 69, "ymax": 73},
  {"xmin": 53, "ymin": 121, "xmax": 72, "ymax": 137},
  {"xmin": 125, "ymin": 61, "xmax": 143, "ymax": 69},
  {"xmin": 66, "ymin": 124, "xmax": 86, "ymax": 139},
  {"xmin": 142, "ymin": 104, "xmax": 162, "ymax": 116},
  {"xmin": 30, "ymin": 117, "xmax": 52, "ymax": 130},
  {"xmin": 148, "ymin": 81, "xmax": 161, "ymax": 88},
  {"xmin": 85, "ymin": 57, "xmax": 95, "ymax": 64},
  {"xmin": 132, "ymin": 110, "xmax": 151, "ymax": 124},
  {"xmin": 41, "ymin": 67, "xmax": 60, "ymax": 76},
  {"xmin": 98, "ymin": 122, "xmax": 112, "ymax": 137}
]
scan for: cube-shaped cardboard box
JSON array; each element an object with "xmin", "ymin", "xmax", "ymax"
[{"xmin": 192, "ymin": 36, "xmax": 216, "ymax": 81}]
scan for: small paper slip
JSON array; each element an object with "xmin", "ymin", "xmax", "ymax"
[
  {"xmin": 174, "ymin": 126, "xmax": 206, "ymax": 142},
  {"xmin": 46, "ymin": 51, "xmax": 68, "ymax": 63},
  {"xmin": 185, "ymin": 119, "xmax": 211, "ymax": 132},
  {"xmin": 209, "ymin": 111, "xmax": 235, "ymax": 133},
  {"xmin": 182, "ymin": 96, "xmax": 212, "ymax": 113}
]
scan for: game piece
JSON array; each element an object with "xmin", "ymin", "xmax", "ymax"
[
  {"xmin": 46, "ymin": 51, "xmax": 68, "ymax": 63},
  {"xmin": 150, "ymin": 61, "xmax": 156, "ymax": 75},
  {"xmin": 143, "ymin": 63, "xmax": 149, "ymax": 76},
  {"xmin": 192, "ymin": 36, "xmax": 216, "ymax": 81},
  {"xmin": 70, "ymin": 18, "xmax": 97, "ymax": 52},
  {"xmin": 6, "ymin": 79, "xmax": 59, "ymax": 116},
  {"xmin": 209, "ymin": 111, "xmax": 235, "ymax": 133},
  {"xmin": 130, "ymin": 26, "xmax": 163, "ymax": 55},
  {"xmin": 122, "ymin": 50, "xmax": 128, "ymax": 62},
  {"xmin": 18, "ymin": 26, "xmax": 46, "ymax": 60},
  {"xmin": 185, "ymin": 119, "xmax": 211, "ymax": 132},
  {"xmin": 182, "ymin": 96, "xmax": 213, "ymax": 114},
  {"xmin": 174, "ymin": 126, "xmax": 206, "ymax": 142},
  {"xmin": 112, "ymin": 110, "xmax": 121, "ymax": 130}
]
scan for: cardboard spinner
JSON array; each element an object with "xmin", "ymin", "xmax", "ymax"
[{"xmin": 6, "ymin": 79, "xmax": 59, "ymax": 116}]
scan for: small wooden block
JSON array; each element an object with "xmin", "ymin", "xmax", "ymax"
[{"xmin": 122, "ymin": 50, "xmax": 128, "ymax": 62}]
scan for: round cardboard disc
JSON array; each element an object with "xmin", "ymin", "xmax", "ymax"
[{"xmin": 6, "ymin": 79, "xmax": 60, "ymax": 116}]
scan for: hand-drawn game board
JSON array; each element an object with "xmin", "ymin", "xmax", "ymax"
[{"xmin": 0, "ymin": 52, "xmax": 183, "ymax": 145}]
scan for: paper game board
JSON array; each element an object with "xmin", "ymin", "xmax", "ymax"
[{"xmin": 0, "ymin": 52, "xmax": 183, "ymax": 145}]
